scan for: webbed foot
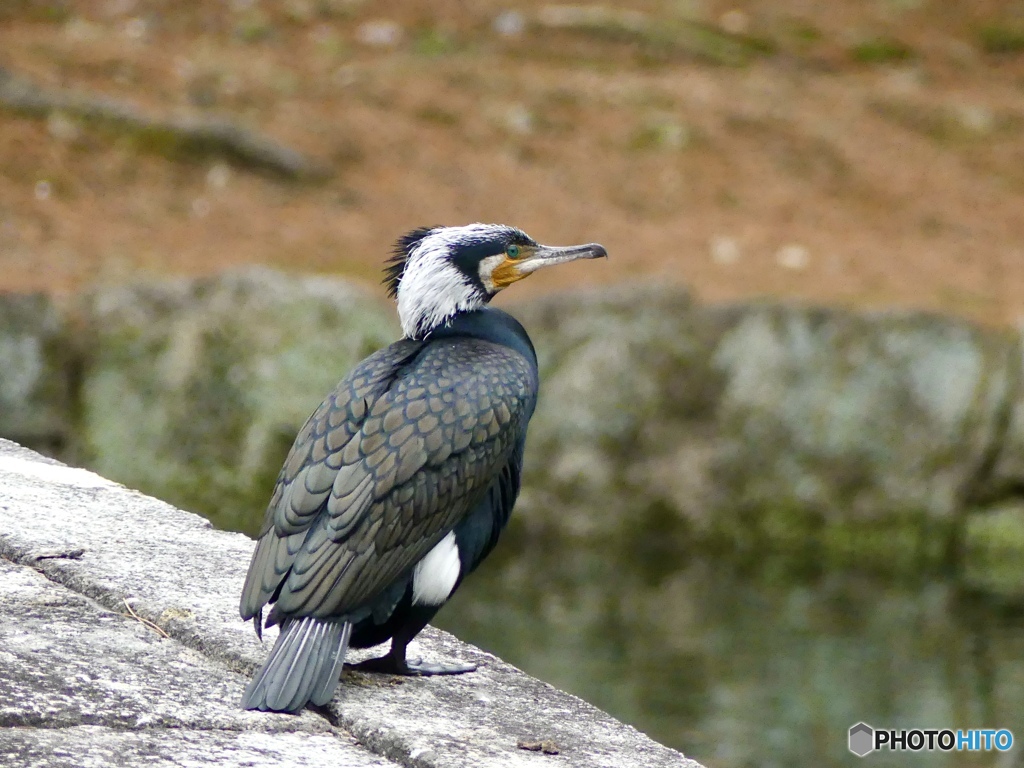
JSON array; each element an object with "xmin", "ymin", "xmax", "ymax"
[{"xmin": 348, "ymin": 654, "xmax": 477, "ymax": 676}]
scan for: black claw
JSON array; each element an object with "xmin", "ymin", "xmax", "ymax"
[{"xmin": 346, "ymin": 654, "xmax": 399, "ymax": 674}]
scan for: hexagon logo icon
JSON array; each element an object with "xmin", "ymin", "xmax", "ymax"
[{"xmin": 849, "ymin": 722, "xmax": 875, "ymax": 757}]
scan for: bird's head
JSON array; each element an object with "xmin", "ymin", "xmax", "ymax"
[{"xmin": 384, "ymin": 223, "xmax": 607, "ymax": 339}]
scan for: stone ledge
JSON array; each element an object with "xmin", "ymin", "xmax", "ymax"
[{"xmin": 0, "ymin": 439, "xmax": 699, "ymax": 768}]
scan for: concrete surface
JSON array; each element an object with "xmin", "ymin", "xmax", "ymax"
[{"xmin": 0, "ymin": 438, "xmax": 698, "ymax": 768}]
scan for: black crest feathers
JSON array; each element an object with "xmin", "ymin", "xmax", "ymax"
[{"xmin": 384, "ymin": 226, "xmax": 440, "ymax": 298}]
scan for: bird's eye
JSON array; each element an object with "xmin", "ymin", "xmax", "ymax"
[{"xmin": 506, "ymin": 244, "xmax": 521, "ymax": 259}]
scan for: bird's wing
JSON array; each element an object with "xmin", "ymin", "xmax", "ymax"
[
  {"xmin": 239, "ymin": 340, "xmax": 422, "ymax": 619},
  {"xmin": 240, "ymin": 337, "xmax": 536, "ymax": 624}
]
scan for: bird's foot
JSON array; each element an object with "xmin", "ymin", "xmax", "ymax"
[
  {"xmin": 348, "ymin": 654, "xmax": 477, "ymax": 676},
  {"xmin": 403, "ymin": 657, "xmax": 478, "ymax": 676}
]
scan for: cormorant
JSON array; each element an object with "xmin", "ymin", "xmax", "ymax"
[{"xmin": 239, "ymin": 223, "xmax": 606, "ymax": 712}]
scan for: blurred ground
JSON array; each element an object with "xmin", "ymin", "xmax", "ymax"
[{"xmin": 1, "ymin": 0, "xmax": 1024, "ymax": 325}]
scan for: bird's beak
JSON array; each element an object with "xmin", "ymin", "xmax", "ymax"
[{"xmin": 514, "ymin": 242, "xmax": 608, "ymax": 276}]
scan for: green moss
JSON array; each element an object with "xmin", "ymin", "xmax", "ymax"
[
  {"xmin": 850, "ymin": 37, "xmax": 914, "ymax": 64},
  {"xmin": 756, "ymin": 505, "xmax": 825, "ymax": 553},
  {"xmin": 788, "ymin": 20, "xmax": 822, "ymax": 46},
  {"xmin": 415, "ymin": 105, "xmax": 460, "ymax": 126},
  {"xmin": 646, "ymin": 21, "xmax": 776, "ymax": 66},
  {"xmin": 704, "ymin": 501, "xmax": 957, "ymax": 577},
  {"xmin": 532, "ymin": 9, "xmax": 773, "ymax": 67},
  {"xmin": 978, "ymin": 24, "xmax": 1024, "ymax": 55},
  {"xmin": 413, "ymin": 27, "xmax": 459, "ymax": 57},
  {"xmin": 312, "ymin": 31, "xmax": 348, "ymax": 59},
  {"xmin": 234, "ymin": 10, "xmax": 275, "ymax": 44},
  {"xmin": 962, "ymin": 506, "xmax": 1024, "ymax": 597},
  {"xmin": 628, "ymin": 120, "xmax": 691, "ymax": 151},
  {"xmin": 0, "ymin": 0, "xmax": 70, "ymax": 22},
  {"xmin": 820, "ymin": 517, "xmax": 954, "ymax": 573}
]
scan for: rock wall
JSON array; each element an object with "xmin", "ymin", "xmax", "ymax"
[
  {"xmin": 2, "ymin": 269, "xmax": 1024, "ymax": 581},
  {"xmin": 0, "ymin": 292, "xmax": 71, "ymax": 456},
  {"xmin": 515, "ymin": 290, "xmax": 1024, "ymax": 572},
  {"xmin": 75, "ymin": 268, "xmax": 398, "ymax": 533}
]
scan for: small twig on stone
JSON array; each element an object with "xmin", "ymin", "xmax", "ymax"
[
  {"xmin": 31, "ymin": 548, "xmax": 86, "ymax": 561},
  {"xmin": 517, "ymin": 739, "xmax": 560, "ymax": 755},
  {"xmin": 122, "ymin": 598, "xmax": 170, "ymax": 638},
  {"xmin": 0, "ymin": 66, "xmax": 331, "ymax": 181}
]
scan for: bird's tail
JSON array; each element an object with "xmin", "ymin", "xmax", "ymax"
[{"xmin": 241, "ymin": 616, "xmax": 351, "ymax": 713}]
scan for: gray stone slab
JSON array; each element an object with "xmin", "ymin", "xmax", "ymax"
[
  {"xmin": 0, "ymin": 557, "xmax": 392, "ymax": 768},
  {"xmin": 0, "ymin": 558, "xmax": 323, "ymax": 734},
  {"xmin": 0, "ymin": 728, "xmax": 387, "ymax": 768},
  {"xmin": 0, "ymin": 439, "xmax": 699, "ymax": 768}
]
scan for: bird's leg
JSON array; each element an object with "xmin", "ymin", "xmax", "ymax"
[
  {"xmin": 390, "ymin": 631, "xmax": 478, "ymax": 676},
  {"xmin": 348, "ymin": 618, "xmax": 477, "ymax": 676}
]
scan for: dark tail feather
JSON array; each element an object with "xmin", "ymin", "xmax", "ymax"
[{"xmin": 241, "ymin": 616, "xmax": 351, "ymax": 712}]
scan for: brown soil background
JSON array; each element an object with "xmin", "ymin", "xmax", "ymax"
[{"xmin": 2, "ymin": 1, "xmax": 1024, "ymax": 326}]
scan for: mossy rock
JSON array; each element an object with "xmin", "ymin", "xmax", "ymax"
[
  {"xmin": 76, "ymin": 267, "xmax": 397, "ymax": 536},
  {"xmin": 0, "ymin": 292, "xmax": 72, "ymax": 456},
  {"xmin": 963, "ymin": 503, "xmax": 1024, "ymax": 598},
  {"xmin": 707, "ymin": 303, "xmax": 1016, "ymax": 526},
  {"xmin": 512, "ymin": 291, "xmax": 1022, "ymax": 569}
]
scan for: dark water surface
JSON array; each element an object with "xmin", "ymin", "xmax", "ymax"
[{"xmin": 435, "ymin": 524, "xmax": 1024, "ymax": 768}]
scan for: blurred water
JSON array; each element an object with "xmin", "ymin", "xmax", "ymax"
[{"xmin": 436, "ymin": 522, "xmax": 1024, "ymax": 768}]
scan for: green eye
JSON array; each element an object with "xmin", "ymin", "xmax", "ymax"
[{"xmin": 507, "ymin": 244, "xmax": 520, "ymax": 259}]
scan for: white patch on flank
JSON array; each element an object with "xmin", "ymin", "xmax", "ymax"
[
  {"xmin": 395, "ymin": 223, "xmax": 522, "ymax": 339},
  {"xmin": 0, "ymin": 454, "xmax": 112, "ymax": 489},
  {"xmin": 412, "ymin": 531, "xmax": 461, "ymax": 606}
]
